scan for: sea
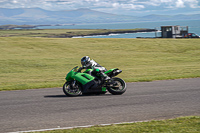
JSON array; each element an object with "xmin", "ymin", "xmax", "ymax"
[{"xmin": 36, "ymin": 20, "xmax": 200, "ymax": 38}]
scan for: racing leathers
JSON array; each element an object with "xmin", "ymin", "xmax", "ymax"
[{"xmin": 79, "ymin": 59, "xmax": 110, "ymax": 81}]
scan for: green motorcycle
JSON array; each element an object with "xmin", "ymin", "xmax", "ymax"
[{"xmin": 63, "ymin": 66, "xmax": 127, "ymax": 96}]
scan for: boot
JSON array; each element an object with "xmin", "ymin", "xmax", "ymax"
[{"xmin": 101, "ymin": 72, "xmax": 110, "ymax": 81}]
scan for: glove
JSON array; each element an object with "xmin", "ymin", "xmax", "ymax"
[{"xmin": 78, "ymin": 67, "xmax": 83, "ymax": 72}]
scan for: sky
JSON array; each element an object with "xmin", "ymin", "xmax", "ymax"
[{"xmin": 0, "ymin": 0, "xmax": 200, "ymax": 16}]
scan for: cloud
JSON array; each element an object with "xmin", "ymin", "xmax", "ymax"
[
  {"xmin": 141, "ymin": 0, "xmax": 200, "ymax": 8},
  {"xmin": 176, "ymin": 0, "xmax": 185, "ymax": 8},
  {"xmin": 0, "ymin": 0, "xmax": 199, "ymax": 9},
  {"xmin": 175, "ymin": 0, "xmax": 200, "ymax": 8},
  {"xmin": 0, "ymin": 0, "xmax": 199, "ymax": 15},
  {"xmin": 185, "ymin": 0, "xmax": 200, "ymax": 8},
  {"xmin": 112, "ymin": 3, "xmax": 145, "ymax": 10}
]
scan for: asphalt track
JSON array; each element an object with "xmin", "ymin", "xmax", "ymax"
[{"xmin": 0, "ymin": 78, "xmax": 200, "ymax": 133}]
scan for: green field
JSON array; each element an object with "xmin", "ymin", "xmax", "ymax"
[
  {"xmin": 36, "ymin": 116, "xmax": 200, "ymax": 133},
  {"xmin": 0, "ymin": 37, "xmax": 200, "ymax": 91}
]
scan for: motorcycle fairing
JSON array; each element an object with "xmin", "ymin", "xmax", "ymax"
[
  {"xmin": 105, "ymin": 68, "xmax": 122, "ymax": 77},
  {"xmin": 82, "ymin": 80, "xmax": 104, "ymax": 93},
  {"xmin": 83, "ymin": 69, "xmax": 93, "ymax": 73},
  {"xmin": 73, "ymin": 73, "xmax": 95, "ymax": 85},
  {"xmin": 105, "ymin": 68, "xmax": 117, "ymax": 74}
]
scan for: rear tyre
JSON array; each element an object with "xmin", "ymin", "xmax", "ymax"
[
  {"xmin": 107, "ymin": 77, "xmax": 126, "ymax": 95},
  {"xmin": 63, "ymin": 81, "xmax": 81, "ymax": 97}
]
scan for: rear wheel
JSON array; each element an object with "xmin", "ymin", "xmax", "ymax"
[
  {"xmin": 107, "ymin": 77, "xmax": 126, "ymax": 95},
  {"xmin": 63, "ymin": 81, "xmax": 81, "ymax": 97}
]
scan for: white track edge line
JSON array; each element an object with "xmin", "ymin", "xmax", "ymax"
[{"xmin": 9, "ymin": 120, "xmax": 150, "ymax": 133}]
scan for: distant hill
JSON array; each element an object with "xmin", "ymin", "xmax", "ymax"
[
  {"xmin": 0, "ymin": 8, "xmax": 199, "ymax": 25},
  {"xmin": 0, "ymin": 8, "xmax": 138, "ymax": 25}
]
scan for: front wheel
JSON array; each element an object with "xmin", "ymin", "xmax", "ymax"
[
  {"xmin": 63, "ymin": 81, "xmax": 81, "ymax": 97},
  {"xmin": 107, "ymin": 77, "xmax": 127, "ymax": 95}
]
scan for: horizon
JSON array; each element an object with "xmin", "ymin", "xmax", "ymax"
[{"xmin": 0, "ymin": 0, "xmax": 200, "ymax": 16}]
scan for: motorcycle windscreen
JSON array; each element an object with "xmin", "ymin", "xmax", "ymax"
[{"xmin": 74, "ymin": 73, "xmax": 95, "ymax": 85}]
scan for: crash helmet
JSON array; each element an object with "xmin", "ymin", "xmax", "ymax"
[{"xmin": 81, "ymin": 56, "xmax": 91, "ymax": 67}]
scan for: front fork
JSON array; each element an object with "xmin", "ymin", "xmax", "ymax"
[{"xmin": 68, "ymin": 80, "xmax": 80, "ymax": 91}]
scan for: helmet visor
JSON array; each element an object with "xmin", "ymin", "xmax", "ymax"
[{"xmin": 81, "ymin": 60, "xmax": 86, "ymax": 66}]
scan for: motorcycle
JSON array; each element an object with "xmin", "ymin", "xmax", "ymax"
[{"xmin": 63, "ymin": 66, "xmax": 127, "ymax": 96}]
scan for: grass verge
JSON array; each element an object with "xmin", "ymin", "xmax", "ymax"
[
  {"xmin": 0, "ymin": 37, "xmax": 200, "ymax": 91},
  {"xmin": 35, "ymin": 116, "xmax": 200, "ymax": 133}
]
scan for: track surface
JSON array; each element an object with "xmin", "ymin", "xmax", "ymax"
[{"xmin": 0, "ymin": 78, "xmax": 200, "ymax": 133}]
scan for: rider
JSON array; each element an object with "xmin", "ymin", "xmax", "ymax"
[{"xmin": 79, "ymin": 56, "xmax": 110, "ymax": 81}]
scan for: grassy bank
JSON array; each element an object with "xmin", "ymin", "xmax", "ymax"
[
  {"xmin": 0, "ymin": 37, "xmax": 200, "ymax": 91},
  {"xmin": 36, "ymin": 116, "xmax": 200, "ymax": 133},
  {"xmin": 0, "ymin": 28, "xmax": 154, "ymax": 38}
]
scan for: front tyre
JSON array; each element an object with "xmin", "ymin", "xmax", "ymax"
[
  {"xmin": 107, "ymin": 77, "xmax": 127, "ymax": 95},
  {"xmin": 63, "ymin": 81, "xmax": 81, "ymax": 97}
]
